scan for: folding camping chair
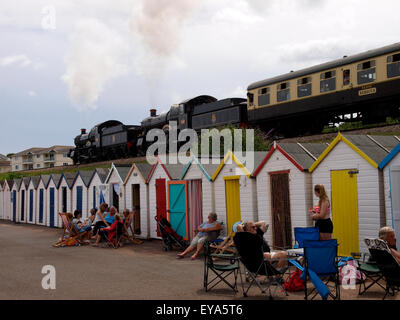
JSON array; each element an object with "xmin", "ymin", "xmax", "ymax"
[
  {"xmin": 122, "ymin": 211, "xmax": 143, "ymax": 245},
  {"xmin": 104, "ymin": 221, "xmax": 125, "ymax": 249},
  {"xmin": 303, "ymin": 239, "xmax": 340, "ymax": 300},
  {"xmin": 203, "ymin": 240, "xmax": 241, "ymax": 293},
  {"xmin": 52, "ymin": 212, "xmax": 89, "ymax": 247},
  {"xmin": 233, "ymin": 231, "xmax": 288, "ymax": 299},
  {"xmin": 294, "ymin": 227, "xmax": 320, "ymax": 248},
  {"xmin": 365, "ymin": 238, "xmax": 400, "ymax": 299},
  {"xmin": 351, "ymin": 251, "xmax": 385, "ymax": 296}
]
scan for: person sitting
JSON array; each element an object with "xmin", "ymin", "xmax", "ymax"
[
  {"xmin": 72, "ymin": 210, "xmax": 92, "ymax": 233},
  {"xmin": 177, "ymin": 212, "xmax": 222, "ymax": 260},
  {"xmin": 92, "ymin": 203, "xmax": 110, "ymax": 237},
  {"xmin": 104, "ymin": 206, "xmax": 117, "ymax": 225},
  {"xmin": 240, "ymin": 221, "xmax": 288, "ymax": 270},
  {"xmin": 379, "ymin": 226, "xmax": 400, "ymax": 265},
  {"xmin": 93, "ymin": 214, "xmax": 124, "ymax": 247}
]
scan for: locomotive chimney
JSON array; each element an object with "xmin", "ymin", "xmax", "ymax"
[
  {"xmin": 150, "ymin": 109, "xmax": 157, "ymax": 117},
  {"xmin": 81, "ymin": 128, "xmax": 86, "ymax": 134}
]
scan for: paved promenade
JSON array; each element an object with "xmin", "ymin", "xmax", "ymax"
[{"xmin": 0, "ymin": 221, "xmax": 394, "ymax": 300}]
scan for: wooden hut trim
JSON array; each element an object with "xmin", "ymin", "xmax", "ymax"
[
  {"xmin": 379, "ymin": 143, "xmax": 400, "ymax": 169},
  {"xmin": 124, "ymin": 163, "xmax": 146, "ymax": 185},
  {"xmin": 211, "ymin": 151, "xmax": 251, "ymax": 181},
  {"xmin": 253, "ymin": 143, "xmax": 304, "ymax": 177},
  {"xmin": 181, "ymin": 156, "xmax": 213, "ymax": 181},
  {"xmin": 309, "ymin": 133, "xmax": 378, "ymax": 172}
]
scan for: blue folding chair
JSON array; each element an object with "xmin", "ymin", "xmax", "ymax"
[
  {"xmin": 294, "ymin": 227, "xmax": 320, "ymax": 248},
  {"xmin": 303, "ymin": 239, "xmax": 340, "ymax": 300}
]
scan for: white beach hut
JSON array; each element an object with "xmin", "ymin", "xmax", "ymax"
[
  {"xmin": 71, "ymin": 170, "xmax": 93, "ymax": 219},
  {"xmin": 180, "ymin": 155, "xmax": 220, "ymax": 241},
  {"xmin": 104, "ymin": 164, "xmax": 131, "ymax": 213},
  {"xmin": 57, "ymin": 172, "xmax": 75, "ymax": 216},
  {"xmin": 35, "ymin": 176, "xmax": 48, "ymax": 226},
  {"xmin": 26, "ymin": 176, "xmax": 40, "ymax": 224},
  {"xmin": 10, "ymin": 179, "xmax": 21, "ymax": 223},
  {"xmin": 0, "ymin": 181, "xmax": 3, "ymax": 220},
  {"xmin": 124, "ymin": 162, "xmax": 153, "ymax": 239},
  {"xmin": 88, "ymin": 167, "xmax": 110, "ymax": 211},
  {"xmin": 309, "ymin": 133, "xmax": 399, "ymax": 256},
  {"xmin": 378, "ymin": 137, "xmax": 400, "ymax": 248},
  {"xmin": 210, "ymin": 151, "xmax": 267, "ymax": 236},
  {"xmin": 253, "ymin": 142, "xmax": 327, "ymax": 248},
  {"xmin": 44, "ymin": 174, "xmax": 59, "ymax": 228},
  {"xmin": 2, "ymin": 180, "xmax": 11, "ymax": 221}
]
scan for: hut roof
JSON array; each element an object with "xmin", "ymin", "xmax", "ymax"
[
  {"xmin": 31, "ymin": 176, "xmax": 41, "ymax": 189},
  {"xmin": 94, "ymin": 168, "xmax": 110, "ymax": 184},
  {"xmin": 379, "ymin": 141, "xmax": 400, "ymax": 169}
]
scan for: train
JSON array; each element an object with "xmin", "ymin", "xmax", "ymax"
[{"xmin": 69, "ymin": 42, "xmax": 400, "ymax": 164}]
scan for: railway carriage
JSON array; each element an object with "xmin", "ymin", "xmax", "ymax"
[{"xmin": 247, "ymin": 43, "xmax": 400, "ymax": 135}]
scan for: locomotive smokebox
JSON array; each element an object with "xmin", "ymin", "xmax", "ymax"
[
  {"xmin": 81, "ymin": 128, "xmax": 86, "ymax": 134},
  {"xmin": 150, "ymin": 109, "xmax": 157, "ymax": 117}
]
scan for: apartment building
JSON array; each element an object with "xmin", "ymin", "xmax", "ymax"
[
  {"xmin": 10, "ymin": 146, "xmax": 74, "ymax": 172},
  {"xmin": 0, "ymin": 154, "xmax": 11, "ymax": 173}
]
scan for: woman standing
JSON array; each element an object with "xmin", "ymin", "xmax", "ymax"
[{"xmin": 310, "ymin": 184, "xmax": 333, "ymax": 240}]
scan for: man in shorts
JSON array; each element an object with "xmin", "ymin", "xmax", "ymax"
[{"xmin": 177, "ymin": 213, "xmax": 221, "ymax": 260}]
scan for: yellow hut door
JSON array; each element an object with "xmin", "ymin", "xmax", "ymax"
[
  {"xmin": 225, "ymin": 176, "xmax": 241, "ymax": 234},
  {"xmin": 331, "ymin": 170, "xmax": 359, "ymax": 256}
]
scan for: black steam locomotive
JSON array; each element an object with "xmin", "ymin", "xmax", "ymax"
[{"xmin": 69, "ymin": 96, "xmax": 247, "ymax": 164}]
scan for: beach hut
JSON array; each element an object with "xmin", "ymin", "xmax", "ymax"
[
  {"xmin": 0, "ymin": 182, "xmax": 3, "ymax": 219},
  {"xmin": 253, "ymin": 142, "xmax": 327, "ymax": 248},
  {"xmin": 71, "ymin": 170, "xmax": 93, "ymax": 219},
  {"xmin": 180, "ymin": 155, "xmax": 220, "ymax": 241},
  {"xmin": 378, "ymin": 136, "xmax": 400, "ymax": 248},
  {"xmin": 26, "ymin": 176, "xmax": 40, "ymax": 224},
  {"xmin": 44, "ymin": 174, "xmax": 60, "ymax": 228},
  {"xmin": 124, "ymin": 162, "xmax": 153, "ymax": 239},
  {"xmin": 309, "ymin": 133, "xmax": 399, "ymax": 256},
  {"xmin": 2, "ymin": 180, "xmax": 11, "ymax": 221},
  {"xmin": 104, "ymin": 164, "xmax": 131, "ymax": 212},
  {"xmin": 210, "ymin": 151, "xmax": 267, "ymax": 236},
  {"xmin": 10, "ymin": 178, "xmax": 21, "ymax": 223},
  {"xmin": 146, "ymin": 157, "xmax": 186, "ymax": 239},
  {"xmin": 88, "ymin": 168, "xmax": 110, "ymax": 212},
  {"xmin": 36, "ymin": 175, "xmax": 51, "ymax": 226},
  {"xmin": 57, "ymin": 172, "xmax": 75, "ymax": 217}
]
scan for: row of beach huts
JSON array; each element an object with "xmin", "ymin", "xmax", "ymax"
[{"xmin": 1, "ymin": 133, "xmax": 400, "ymax": 256}]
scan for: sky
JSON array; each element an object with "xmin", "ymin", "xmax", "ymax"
[{"xmin": 1, "ymin": 0, "xmax": 400, "ymax": 156}]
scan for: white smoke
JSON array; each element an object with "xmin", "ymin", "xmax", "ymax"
[
  {"xmin": 132, "ymin": 0, "xmax": 201, "ymax": 57},
  {"xmin": 62, "ymin": 18, "xmax": 131, "ymax": 111}
]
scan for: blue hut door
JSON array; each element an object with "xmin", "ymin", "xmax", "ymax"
[
  {"xmin": 168, "ymin": 181, "xmax": 188, "ymax": 240},
  {"xmin": 77, "ymin": 186, "xmax": 83, "ymax": 213},
  {"xmin": 12, "ymin": 190, "xmax": 16, "ymax": 222},
  {"xmin": 49, "ymin": 188, "xmax": 55, "ymax": 227},
  {"xmin": 21, "ymin": 190, "xmax": 25, "ymax": 222},
  {"xmin": 62, "ymin": 187, "xmax": 67, "ymax": 212},
  {"xmin": 29, "ymin": 190, "xmax": 34, "ymax": 222},
  {"xmin": 39, "ymin": 189, "xmax": 44, "ymax": 223}
]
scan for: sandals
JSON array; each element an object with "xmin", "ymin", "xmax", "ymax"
[{"xmin": 177, "ymin": 253, "xmax": 185, "ymax": 259}]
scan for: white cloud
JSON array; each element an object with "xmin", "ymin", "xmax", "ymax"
[{"xmin": 0, "ymin": 54, "xmax": 32, "ymax": 67}]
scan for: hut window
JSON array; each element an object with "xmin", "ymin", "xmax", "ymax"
[
  {"xmin": 320, "ymin": 70, "xmax": 336, "ymax": 92},
  {"xmin": 387, "ymin": 53, "xmax": 400, "ymax": 78},
  {"xmin": 297, "ymin": 77, "xmax": 312, "ymax": 97},
  {"xmin": 258, "ymin": 87, "xmax": 270, "ymax": 106},
  {"xmin": 357, "ymin": 60, "xmax": 376, "ymax": 84},
  {"xmin": 277, "ymin": 82, "xmax": 290, "ymax": 102}
]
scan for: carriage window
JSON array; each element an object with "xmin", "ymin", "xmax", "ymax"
[
  {"xmin": 343, "ymin": 69, "xmax": 350, "ymax": 86},
  {"xmin": 387, "ymin": 53, "xmax": 400, "ymax": 78},
  {"xmin": 320, "ymin": 70, "xmax": 336, "ymax": 92},
  {"xmin": 247, "ymin": 92, "xmax": 254, "ymax": 106},
  {"xmin": 357, "ymin": 60, "xmax": 376, "ymax": 84},
  {"xmin": 297, "ymin": 77, "xmax": 312, "ymax": 98},
  {"xmin": 258, "ymin": 87, "xmax": 270, "ymax": 106},
  {"xmin": 277, "ymin": 82, "xmax": 290, "ymax": 102}
]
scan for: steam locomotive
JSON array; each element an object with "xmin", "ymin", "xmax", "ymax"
[
  {"xmin": 69, "ymin": 96, "xmax": 247, "ymax": 164},
  {"xmin": 69, "ymin": 43, "xmax": 400, "ymax": 164}
]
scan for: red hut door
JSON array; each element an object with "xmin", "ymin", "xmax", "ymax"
[{"xmin": 155, "ymin": 179, "xmax": 166, "ymax": 237}]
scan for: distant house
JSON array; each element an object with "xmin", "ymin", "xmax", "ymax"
[
  {"xmin": 10, "ymin": 146, "xmax": 74, "ymax": 172},
  {"xmin": 0, "ymin": 154, "xmax": 11, "ymax": 173}
]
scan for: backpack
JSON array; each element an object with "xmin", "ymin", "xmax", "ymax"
[{"xmin": 283, "ymin": 269, "xmax": 305, "ymax": 292}]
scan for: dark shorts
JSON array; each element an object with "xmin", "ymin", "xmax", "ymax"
[{"xmin": 316, "ymin": 218, "xmax": 333, "ymax": 233}]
